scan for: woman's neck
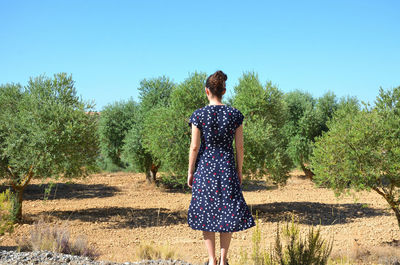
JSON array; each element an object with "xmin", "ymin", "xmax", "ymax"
[{"xmin": 208, "ymin": 99, "xmax": 224, "ymax": 105}]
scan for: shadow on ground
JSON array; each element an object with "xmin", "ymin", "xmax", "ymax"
[
  {"xmin": 241, "ymin": 179, "xmax": 278, "ymax": 192},
  {"xmin": 252, "ymin": 201, "xmax": 391, "ymax": 226},
  {"xmin": 0, "ymin": 246, "xmax": 17, "ymax": 251},
  {"xmin": 0, "ymin": 183, "xmax": 121, "ymax": 201},
  {"xmin": 382, "ymin": 239, "xmax": 400, "ymax": 247},
  {"xmin": 158, "ymin": 178, "xmax": 277, "ymax": 194},
  {"xmin": 28, "ymin": 207, "xmax": 187, "ymax": 229}
]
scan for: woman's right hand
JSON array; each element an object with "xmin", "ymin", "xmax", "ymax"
[
  {"xmin": 187, "ymin": 172, "xmax": 194, "ymax": 188},
  {"xmin": 237, "ymin": 170, "xmax": 243, "ymax": 185}
]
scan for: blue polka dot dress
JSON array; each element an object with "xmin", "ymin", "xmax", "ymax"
[{"xmin": 187, "ymin": 104, "xmax": 256, "ymax": 232}]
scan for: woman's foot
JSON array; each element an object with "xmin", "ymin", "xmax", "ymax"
[
  {"xmin": 219, "ymin": 258, "xmax": 229, "ymax": 265},
  {"xmin": 206, "ymin": 257, "xmax": 217, "ymax": 265}
]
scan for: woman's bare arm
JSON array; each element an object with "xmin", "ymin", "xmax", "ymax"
[
  {"xmin": 187, "ymin": 124, "xmax": 201, "ymax": 188},
  {"xmin": 234, "ymin": 124, "xmax": 244, "ymax": 184}
]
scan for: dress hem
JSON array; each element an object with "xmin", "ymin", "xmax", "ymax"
[{"xmin": 188, "ymin": 222, "xmax": 256, "ymax": 233}]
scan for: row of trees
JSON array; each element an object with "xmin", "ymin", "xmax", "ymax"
[
  {"xmin": 98, "ymin": 72, "xmax": 400, "ymax": 228},
  {"xmin": 99, "ymin": 72, "xmax": 356, "ymax": 184},
  {"xmin": 1, "ymin": 72, "xmax": 399, "ymax": 231}
]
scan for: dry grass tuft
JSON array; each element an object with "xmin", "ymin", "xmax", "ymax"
[
  {"xmin": 16, "ymin": 217, "xmax": 100, "ymax": 260},
  {"xmin": 329, "ymin": 242, "xmax": 400, "ymax": 264},
  {"xmin": 135, "ymin": 241, "xmax": 176, "ymax": 261}
]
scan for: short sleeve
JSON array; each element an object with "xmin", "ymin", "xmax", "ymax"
[
  {"xmin": 188, "ymin": 109, "xmax": 202, "ymax": 129},
  {"xmin": 234, "ymin": 110, "xmax": 244, "ymax": 129}
]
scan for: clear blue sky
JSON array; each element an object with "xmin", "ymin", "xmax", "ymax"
[{"xmin": 1, "ymin": 0, "xmax": 399, "ymax": 111}]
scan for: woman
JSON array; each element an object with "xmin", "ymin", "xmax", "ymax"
[{"xmin": 187, "ymin": 70, "xmax": 256, "ymax": 265}]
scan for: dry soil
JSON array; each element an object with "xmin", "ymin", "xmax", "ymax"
[{"xmin": 1, "ymin": 170, "xmax": 399, "ymax": 264}]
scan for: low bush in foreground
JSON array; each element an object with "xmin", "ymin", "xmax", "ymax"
[
  {"xmin": 16, "ymin": 218, "xmax": 100, "ymax": 260},
  {"xmin": 237, "ymin": 212, "xmax": 333, "ymax": 265}
]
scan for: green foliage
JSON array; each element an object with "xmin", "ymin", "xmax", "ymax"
[
  {"xmin": 311, "ymin": 86, "xmax": 400, "ymax": 228},
  {"xmin": 9, "ymin": 189, "xmax": 21, "ymax": 223},
  {"xmin": 17, "ymin": 218, "xmax": 100, "ymax": 259},
  {"xmin": 237, "ymin": 213, "xmax": 333, "ymax": 265},
  {"xmin": 0, "ymin": 73, "xmax": 99, "ymax": 220},
  {"xmin": 233, "ymin": 72, "xmax": 292, "ymax": 184},
  {"xmin": 336, "ymin": 95, "xmax": 360, "ymax": 114},
  {"xmin": 251, "ymin": 211, "xmax": 271, "ymax": 265},
  {"xmin": 0, "ymin": 189, "xmax": 15, "ymax": 235},
  {"xmin": 137, "ymin": 76, "xmax": 174, "ymax": 114},
  {"xmin": 283, "ymin": 91, "xmax": 318, "ymax": 171},
  {"xmin": 283, "ymin": 91, "xmax": 339, "ymax": 177},
  {"xmin": 122, "ymin": 77, "xmax": 174, "ymax": 178},
  {"xmin": 141, "ymin": 72, "xmax": 208, "ymax": 177},
  {"xmin": 271, "ymin": 217, "xmax": 333, "ymax": 265},
  {"xmin": 311, "ymin": 104, "xmax": 392, "ymax": 193},
  {"xmin": 96, "ymin": 156, "xmax": 126, "ymax": 172},
  {"xmin": 0, "ymin": 73, "xmax": 99, "ymax": 180},
  {"xmin": 98, "ymin": 99, "xmax": 139, "ymax": 169},
  {"xmin": 121, "ymin": 112, "xmax": 153, "ymax": 173},
  {"xmin": 159, "ymin": 174, "xmax": 190, "ymax": 191},
  {"xmin": 314, "ymin": 92, "xmax": 338, "ymax": 133}
]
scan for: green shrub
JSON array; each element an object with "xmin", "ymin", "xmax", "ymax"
[
  {"xmin": 238, "ymin": 212, "xmax": 333, "ymax": 265},
  {"xmin": 16, "ymin": 218, "xmax": 100, "ymax": 260},
  {"xmin": 0, "ymin": 189, "xmax": 15, "ymax": 235},
  {"xmin": 271, "ymin": 216, "xmax": 333, "ymax": 265},
  {"xmin": 251, "ymin": 211, "xmax": 271, "ymax": 265}
]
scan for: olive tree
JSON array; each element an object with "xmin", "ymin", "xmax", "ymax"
[
  {"xmin": 311, "ymin": 86, "xmax": 400, "ymax": 228},
  {"xmin": 284, "ymin": 91, "xmax": 339, "ymax": 178},
  {"xmin": 0, "ymin": 73, "xmax": 99, "ymax": 221},
  {"xmin": 314, "ymin": 92, "xmax": 338, "ymax": 133},
  {"xmin": 98, "ymin": 99, "xmax": 139, "ymax": 170},
  {"xmin": 122, "ymin": 76, "xmax": 175, "ymax": 182},
  {"xmin": 283, "ymin": 91, "xmax": 318, "ymax": 178},
  {"xmin": 141, "ymin": 72, "xmax": 208, "ymax": 178},
  {"xmin": 233, "ymin": 72, "xmax": 293, "ymax": 184}
]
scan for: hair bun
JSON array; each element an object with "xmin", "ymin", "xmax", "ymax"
[
  {"xmin": 215, "ymin": 70, "xmax": 228, "ymax": 82},
  {"xmin": 206, "ymin": 70, "xmax": 227, "ymax": 99}
]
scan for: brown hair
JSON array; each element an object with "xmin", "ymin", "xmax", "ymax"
[{"xmin": 205, "ymin": 70, "xmax": 227, "ymax": 99}]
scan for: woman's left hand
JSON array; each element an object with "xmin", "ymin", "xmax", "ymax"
[{"xmin": 187, "ymin": 172, "xmax": 194, "ymax": 188}]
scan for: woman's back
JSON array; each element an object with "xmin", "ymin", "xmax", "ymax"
[
  {"xmin": 188, "ymin": 104, "xmax": 254, "ymax": 232},
  {"xmin": 189, "ymin": 104, "xmax": 244, "ymax": 172}
]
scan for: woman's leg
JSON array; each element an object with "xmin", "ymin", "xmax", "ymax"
[
  {"xmin": 203, "ymin": 231, "xmax": 217, "ymax": 265},
  {"xmin": 219, "ymin": 232, "xmax": 233, "ymax": 265}
]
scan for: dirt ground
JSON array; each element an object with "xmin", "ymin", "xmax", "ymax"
[{"xmin": 1, "ymin": 170, "xmax": 399, "ymax": 264}]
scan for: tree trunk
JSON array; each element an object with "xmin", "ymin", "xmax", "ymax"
[
  {"xmin": 145, "ymin": 164, "xmax": 158, "ymax": 183},
  {"xmin": 12, "ymin": 187, "xmax": 24, "ymax": 222},
  {"xmin": 373, "ymin": 186, "xmax": 400, "ymax": 230},
  {"xmin": 384, "ymin": 195, "xmax": 400, "ymax": 230},
  {"xmin": 300, "ymin": 163, "xmax": 314, "ymax": 180},
  {"xmin": 390, "ymin": 205, "xmax": 400, "ymax": 230},
  {"xmin": 8, "ymin": 165, "xmax": 34, "ymax": 223}
]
